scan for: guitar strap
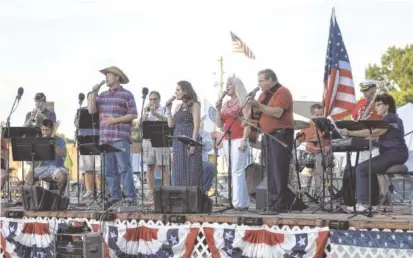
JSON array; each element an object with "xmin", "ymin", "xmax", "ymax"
[{"xmin": 257, "ymin": 83, "xmax": 281, "ymax": 121}]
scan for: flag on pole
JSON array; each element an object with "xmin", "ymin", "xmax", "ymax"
[
  {"xmin": 323, "ymin": 8, "xmax": 355, "ymax": 120},
  {"xmin": 230, "ymin": 31, "xmax": 256, "ymax": 60}
]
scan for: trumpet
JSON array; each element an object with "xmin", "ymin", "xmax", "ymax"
[{"xmin": 29, "ymin": 109, "xmax": 41, "ymax": 127}]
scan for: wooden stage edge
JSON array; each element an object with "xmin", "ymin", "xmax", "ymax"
[{"xmin": 3, "ymin": 208, "xmax": 413, "ymax": 230}]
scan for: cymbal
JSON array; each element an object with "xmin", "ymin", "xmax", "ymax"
[{"xmin": 293, "ymin": 120, "xmax": 310, "ymax": 130}]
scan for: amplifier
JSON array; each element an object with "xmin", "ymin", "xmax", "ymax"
[
  {"xmin": 55, "ymin": 232, "xmax": 102, "ymax": 258},
  {"xmin": 21, "ymin": 185, "xmax": 69, "ymax": 211},
  {"xmin": 154, "ymin": 186, "xmax": 212, "ymax": 214}
]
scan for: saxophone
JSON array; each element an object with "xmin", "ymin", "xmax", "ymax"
[{"xmin": 359, "ymin": 93, "xmax": 378, "ymax": 120}]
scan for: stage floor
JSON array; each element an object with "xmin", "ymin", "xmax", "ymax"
[{"xmin": 2, "ymin": 200, "xmax": 413, "ymax": 230}]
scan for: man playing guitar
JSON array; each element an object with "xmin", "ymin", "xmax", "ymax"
[{"xmin": 249, "ymin": 69, "xmax": 294, "ymax": 214}]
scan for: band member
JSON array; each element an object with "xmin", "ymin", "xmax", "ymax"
[
  {"xmin": 23, "ymin": 93, "xmax": 56, "ymax": 127},
  {"xmin": 352, "ymin": 80, "xmax": 381, "ymax": 121},
  {"xmin": 249, "ymin": 69, "xmax": 294, "ymax": 214},
  {"xmin": 166, "ymin": 81, "xmax": 202, "ymax": 187},
  {"xmin": 142, "ymin": 91, "xmax": 170, "ymax": 194},
  {"xmin": 340, "ymin": 93, "xmax": 408, "ymax": 212},
  {"xmin": 215, "ymin": 76, "xmax": 250, "ymax": 210},
  {"xmin": 87, "ymin": 66, "xmax": 137, "ymax": 204},
  {"xmin": 199, "ymin": 118, "xmax": 215, "ymax": 194},
  {"xmin": 296, "ymin": 104, "xmax": 331, "ymax": 194},
  {"xmin": 1, "ymin": 138, "xmax": 8, "ymax": 191},
  {"xmin": 74, "ymin": 99, "xmax": 102, "ymax": 200},
  {"xmin": 24, "ymin": 119, "xmax": 68, "ymax": 195}
]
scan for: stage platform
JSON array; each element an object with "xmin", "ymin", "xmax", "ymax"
[{"xmin": 2, "ymin": 202, "xmax": 413, "ymax": 230}]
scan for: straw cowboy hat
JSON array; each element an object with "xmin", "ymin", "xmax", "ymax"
[{"xmin": 99, "ymin": 66, "xmax": 129, "ymax": 84}]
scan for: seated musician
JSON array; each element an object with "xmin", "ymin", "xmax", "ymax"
[
  {"xmin": 296, "ymin": 104, "xmax": 331, "ymax": 195},
  {"xmin": 25, "ymin": 119, "xmax": 68, "ymax": 195},
  {"xmin": 340, "ymin": 93, "xmax": 409, "ymax": 212}
]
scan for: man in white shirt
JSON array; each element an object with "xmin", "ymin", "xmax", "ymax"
[{"xmin": 142, "ymin": 91, "xmax": 171, "ymax": 195}]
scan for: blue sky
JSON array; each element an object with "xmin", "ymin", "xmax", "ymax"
[{"xmin": 1, "ymin": 0, "xmax": 412, "ymax": 137}]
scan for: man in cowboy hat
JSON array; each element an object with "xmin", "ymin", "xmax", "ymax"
[{"xmin": 88, "ymin": 66, "xmax": 138, "ymax": 205}]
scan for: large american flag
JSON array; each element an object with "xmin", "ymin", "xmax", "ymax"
[
  {"xmin": 230, "ymin": 31, "xmax": 256, "ymax": 60},
  {"xmin": 323, "ymin": 8, "xmax": 355, "ymax": 120}
]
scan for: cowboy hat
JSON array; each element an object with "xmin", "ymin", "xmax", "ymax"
[{"xmin": 99, "ymin": 66, "xmax": 129, "ymax": 84}]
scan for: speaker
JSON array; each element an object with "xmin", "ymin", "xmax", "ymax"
[
  {"xmin": 154, "ymin": 186, "xmax": 212, "ymax": 214},
  {"xmin": 255, "ymin": 177, "xmax": 306, "ymax": 211},
  {"xmin": 21, "ymin": 185, "xmax": 69, "ymax": 211}
]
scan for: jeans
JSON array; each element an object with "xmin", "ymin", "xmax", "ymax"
[
  {"xmin": 203, "ymin": 161, "xmax": 214, "ymax": 193},
  {"xmin": 103, "ymin": 140, "xmax": 137, "ymax": 201},
  {"xmin": 356, "ymin": 148, "xmax": 409, "ymax": 204}
]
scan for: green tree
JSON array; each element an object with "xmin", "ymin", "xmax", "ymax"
[{"xmin": 365, "ymin": 44, "xmax": 413, "ymax": 106}]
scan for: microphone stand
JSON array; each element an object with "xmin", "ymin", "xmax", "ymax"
[
  {"xmin": 3, "ymin": 94, "xmax": 21, "ymax": 204},
  {"xmin": 139, "ymin": 96, "xmax": 148, "ymax": 206},
  {"xmin": 73, "ymin": 102, "xmax": 82, "ymax": 203}
]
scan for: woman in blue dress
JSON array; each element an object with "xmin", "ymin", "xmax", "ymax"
[{"xmin": 166, "ymin": 81, "xmax": 202, "ymax": 187}]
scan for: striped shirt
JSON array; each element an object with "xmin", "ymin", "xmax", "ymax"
[{"xmin": 96, "ymin": 86, "xmax": 137, "ymax": 143}]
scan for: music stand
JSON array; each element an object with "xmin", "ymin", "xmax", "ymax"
[
  {"xmin": 142, "ymin": 121, "xmax": 173, "ymax": 203},
  {"xmin": 11, "ymin": 137, "xmax": 55, "ymax": 187},
  {"xmin": 310, "ymin": 117, "xmax": 343, "ymax": 213},
  {"xmin": 77, "ymin": 109, "xmax": 99, "ymax": 203},
  {"xmin": 336, "ymin": 120, "xmax": 389, "ymax": 218},
  {"xmin": 170, "ymin": 135, "xmax": 204, "ymax": 191},
  {"xmin": 2, "ymin": 127, "xmax": 41, "ymax": 202},
  {"xmin": 79, "ymin": 142, "xmax": 121, "ymax": 210}
]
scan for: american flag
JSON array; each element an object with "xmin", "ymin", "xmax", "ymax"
[
  {"xmin": 203, "ymin": 223, "xmax": 329, "ymax": 257},
  {"xmin": 323, "ymin": 8, "xmax": 355, "ymax": 120},
  {"xmin": 230, "ymin": 31, "xmax": 256, "ymax": 60},
  {"xmin": 330, "ymin": 229, "xmax": 413, "ymax": 257}
]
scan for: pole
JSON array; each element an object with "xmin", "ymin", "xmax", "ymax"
[{"xmin": 217, "ymin": 56, "xmax": 225, "ymax": 173}]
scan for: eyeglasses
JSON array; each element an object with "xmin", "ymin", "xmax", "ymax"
[
  {"xmin": 375, "ymin": 102, "xmax": 383, "ymax": 107},
  {"xmin": 149, "ymin": 98, "xmax": 158, "ymax": 101}
]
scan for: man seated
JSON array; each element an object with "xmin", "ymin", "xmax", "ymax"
[
  {"xmin": 340, "ymin": 93, "xmax": 409, "ymax": 212},
  {"xmin": 25, "ymin": 119, "xmax": 68, "ymax": 195}
]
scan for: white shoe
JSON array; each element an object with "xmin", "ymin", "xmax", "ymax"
[{"xmin": 346, "ymin": 203, "xmax": 367, "ymax": 213}]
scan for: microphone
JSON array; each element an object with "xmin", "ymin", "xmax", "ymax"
[
  {"xmin": 218, "ymin": 91, "xmax": 227, "ymax": 102},
  {"xmin": 17, "ymin": 87, "xmax": 24, "ymax": 101},
  {"xmin": 78, "ymin": 93, "xmax": 85, "ymax": 105},
  {"xmin": 165, "ymin": 96, "xmax": 176, "ymax": 107},
  {"xmin": 142, "ymin": 87, "xmax": 149, "ymax": 99},
  {"xmin": 92, "ymin": 80, "xmax": 105, "ymax": 92},
  {"xmin": 247, "ymin": 87, "xmax": 260, "ymax": 98}
]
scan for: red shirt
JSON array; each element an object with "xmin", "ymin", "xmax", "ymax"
[
  {"xmin": 352, "ymin": 98, "xmax": 381, "ymax": 120},
  {"xmin": 297, "ymin": 122, "xmax": 330, "ymax": 153},
  {"xmin": 220, "ymin": 100, "xmax": 244, "ymax": 140},
  {"xmin": 258, "ymin": 86, "xmax": 294, "ymax": 133}
]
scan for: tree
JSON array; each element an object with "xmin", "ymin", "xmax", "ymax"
[{"xmin": 365, "ymin": 44, "xmax": 413, "ymax": 106}]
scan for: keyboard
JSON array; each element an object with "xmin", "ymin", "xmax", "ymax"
[{"xmin": 332, "ymin": 137, "xmax": 379, "ymax": 152}]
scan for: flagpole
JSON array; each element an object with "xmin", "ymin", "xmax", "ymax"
[{"xmin": 217, "ymin": 56, "xmax": 225, "ymax": 173}]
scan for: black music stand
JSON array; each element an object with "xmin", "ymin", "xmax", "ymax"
[
  {"xmin": 170, "ymin": 135, "xmax": 203, "ymax": 191},
  {"xmin": 142, "ymin": 121, "xmax": 173, "ymax": 201},
  {"xmin": 310, "ymin": 117, "xmax": 343, "ymax": 214},
  {"xmin": 78, "ymin": 142, "xmax": 121, "ymax": 210},
  {"xmin": 77, "ymin": 109, "xmax": 99, "ymax": 203},
  {"xmin": 1, "ymin": 127, "xmax": 41, "ymax": 203},
  {"xmin": 336, "ymin": 120, "xmax": 389, "ymax": 218},
  {"xmin": 11, "ymin": 137, "xmax": 55, "ymax": 188}
]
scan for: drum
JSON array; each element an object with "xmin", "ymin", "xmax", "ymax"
[{"xmin": 245, "ymin": 163, "xmax": 264, "ymax": 199}]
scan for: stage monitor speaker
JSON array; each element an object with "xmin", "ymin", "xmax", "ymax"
[
  {"xmin": 154, "ymin": 186, "xmax": 212, "ymax": 214},
  {"xmin": 21, "ymin": 185, "xmax": 69, "ymax": 211},
  {"xmin": 55, "ymin": 232, "xmax": 102, "ymax": 258},
  {"xmin": 255, "ymin": 177, "xmax": 306, "ymax": 211}
]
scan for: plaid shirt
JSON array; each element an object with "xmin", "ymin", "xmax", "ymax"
[{"xmin": 97, "ymin": 86, "xmax": 137, "ymax": 143}]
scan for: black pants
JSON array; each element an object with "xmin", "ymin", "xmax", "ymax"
[{"xmin": 265, "ymin": 129, "xmax": 293, "ymax": 209}]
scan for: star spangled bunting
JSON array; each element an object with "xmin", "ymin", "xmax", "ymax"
[
  {"xmin": 203, "ymin": 223, "xmax": 329, "ymax": 258},
  {"xmin": 230, "ymin": 31, "xmax": 256, "ymax": 60},
  {"xmin": 323, "ymin": 8, "xmax": 355, "ymax": 120},
  {"xmin": 330, "ymin": 230, "xmax": 413, "ymax": 256}
]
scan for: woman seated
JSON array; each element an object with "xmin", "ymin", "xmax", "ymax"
[{"xmin": 340, "ymin": 93, "xmax": 409, "ymax": 212}]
